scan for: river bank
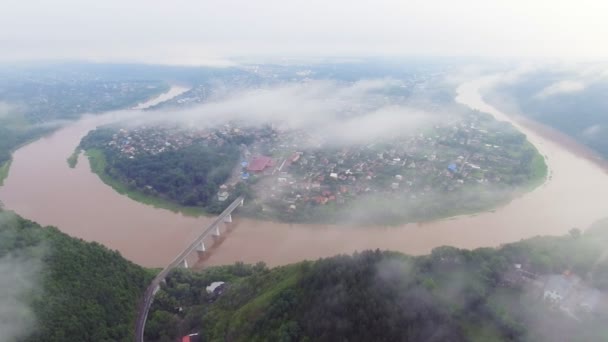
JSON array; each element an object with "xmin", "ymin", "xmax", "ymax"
[
  {"xmin": 84, "ymin": 147, "xmax": 205, "ymax": 216},
  {"xmin": 201, "ymin": 75, "xmax": 608, "ymax": 267},
  {"xmin": 1, "ymin": 77, "xmax": 607, "ymax": 268},
  {"xmin": 0, "ymin": 159, "xmax": 11, "ymax": 186}
]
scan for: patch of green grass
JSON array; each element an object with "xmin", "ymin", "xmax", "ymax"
[
  {"xmin": 84, "ymin": 148, "xmax": 206, "ymax": 217},
  {"xmin": 66, "ymin": 148, "xmax": 80, "ymax": 168},
  {"xmin": 0, "ymin": 159, "xmax": 11, "ymax": 186}
]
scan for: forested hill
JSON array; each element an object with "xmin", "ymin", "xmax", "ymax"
[
  {"xmin": 3, "ymin": 206, "xmax": 608, "ymax": 342},
  {"xmin": 148, "ymin": 224, "xmax": 608, "ymax": 342},
  {"xmin": 0, "ymin": 210, "xmax": 153, "ymax": 342}
]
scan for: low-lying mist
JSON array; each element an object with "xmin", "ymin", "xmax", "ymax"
[
  {"xmin": 122, "ymin": 79, "xmax": 457, "ymax": 146},
  {"xmin": 0, "ymin": 213, "xmax": 45, "ymax": 342}
]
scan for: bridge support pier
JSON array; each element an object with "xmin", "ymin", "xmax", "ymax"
[
  {"xmin": 213, "ymin": 226, "xmax": 221, "ymax": 237},
  {"xmin": 135, "ymin": 196, "xmax": 245, "ymax": 342}
]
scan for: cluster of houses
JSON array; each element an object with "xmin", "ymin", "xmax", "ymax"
[
  {"xmin": 541, "ymin": 272, "xmax": 606, "ymax": 318},
  {"xmin": 100, "ymin": 108, "xmax": 533, "ymax": 218},
  {"xmin": 503, "ymin": 264, "xmax": 607, "ymax": 321},
  {"xmin": 103, "ymin": 123, "xmax": 264, "ymax": 158},
  {"xmin": 242, "ymin": 112, "xmax": 530, "ymax": 214}
]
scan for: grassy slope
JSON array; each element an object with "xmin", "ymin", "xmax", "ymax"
[
  {"xmin": 85, "ymin": 148, "xmax": 205, "ymax": 216},
  {"xmin": 224, "ymin": 266, "xmax": 301, "ymax": 338},
  {"xmin": 0, "ymin": 159, "xmax": 11, "ymax": 186}
]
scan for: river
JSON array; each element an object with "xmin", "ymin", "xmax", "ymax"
[{"xmin": 1, "ymin": 76, "xmax": 607, "ymax": 268}]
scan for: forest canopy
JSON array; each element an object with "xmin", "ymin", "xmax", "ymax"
[
  {"xmin": 147, "ymin": 223, "xmax": 608, "ymax": 342},
  {"xmin": 0, "ymin": 210, "xmax": 152, "ymax": 342}
]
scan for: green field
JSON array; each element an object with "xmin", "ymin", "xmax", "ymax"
[{"xmin": 85, "ymin": 148, "xmax": 206, "ymax": 216}]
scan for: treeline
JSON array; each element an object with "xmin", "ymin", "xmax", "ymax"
[
  {"xmin": 80, "ymin": 129, "xmax": 242, "ymax": 213},
  {"xmin": 147, "ymin": 224, "xmax": 608, "ymax": 341},
  {"xmin": 0, "ymin": 210, "xmax": 153, "ymax": 341}
]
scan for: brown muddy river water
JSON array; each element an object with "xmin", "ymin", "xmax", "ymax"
[{"xmin": 1, "ymin": 77, "xmax": 607, "ymax": 268}]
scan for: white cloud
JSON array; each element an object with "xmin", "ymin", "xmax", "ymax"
[
  {"xmin": 128, "ymin": 79, "xmax": 444, "ymax": 145},
  {"xmin": 535, "ymin": 80, "xmax": 586, "ymax": 98},
  {"xmin": 0, "ymin": 254, "xmax": 42, "ymax": 342},
  {"xmin": 2, "ymin": 0, "xmax": 608, "ymax": 63},
  {"xmin": 0, "ymin": 213, "xmax": 44, "ymax": 342}
]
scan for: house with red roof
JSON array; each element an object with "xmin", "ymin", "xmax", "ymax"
[{"xmin": 247, "ymin": 156, "xmax": 274, "ymax": 173}]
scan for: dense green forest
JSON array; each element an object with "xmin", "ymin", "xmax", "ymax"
[
  {"xmin": 0, "ymin": 210, "xmax": 153, "ymax": 341},
  {"xmin": 2, "ymin": 205, "xmax": 607, "ymax": 341},
  {"xmin": 80, "ymin": 128, "xmax": 244, "ymax": 214},
  {"xmin": 147, "ymin": 223, "xmax": 608, "ymax": 341}
]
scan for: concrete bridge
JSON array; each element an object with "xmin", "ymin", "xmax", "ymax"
[{"xmin": 135, "ymin": 196, "xmax": 245, "ymax": 342}]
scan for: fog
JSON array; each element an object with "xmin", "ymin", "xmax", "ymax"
[
  {"xmin": 477, "ymin": 62, "xmax": 608, "ymax": 118},
  {"xmin": 101, "ymin": 78, "xmax": 525, "ymax": 226},
  {"xmin": 128, "ymin": 79, "xmax": 447, "ymax": 146},
  {"xmin": 0, "ymin": 102, "xmax": 20, "ymax": 120},
  {"xmin": 0, "ymin": 213, "xmax": 44, "ymax": 342},
  {"xmin": 535, "ymin": 80, "xmax": 586, "ymax": 98},
  {"xmin": 2, "ymin": 1, "xmax": 608, "ymax": 64}
]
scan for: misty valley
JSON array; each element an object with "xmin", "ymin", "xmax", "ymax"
[
  {"xmin": 77, "ymin": 97, "xmax": 545, "ymax": 225},
  {"xmin": 1, "ymin": 60, "xmax": 608, "ymax": 342},
  {"xmin": 2, "ymin": 209, "xmax": 607, "ymax": 341}
]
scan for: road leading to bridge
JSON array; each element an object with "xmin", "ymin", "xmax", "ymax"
[{"xmin": 135, "ymin": 196, "xmax": 244, "ymax": 342}]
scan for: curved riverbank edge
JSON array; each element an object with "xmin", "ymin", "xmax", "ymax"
[
  {"xmin": 1, "ymin": 76, "xmax": 607, "ymax": 268},
  {"xmin": 83, "ymin": 148, "xmax": 206, "ymax": 216},
  {"xmin": 1, "ymin": 84, "xmax": 176, "ymax": 185},
  {"xmin": 469, "ymin": 75, "xmax": 608, "ymax": 174},
  {"xmin": 483, "ymin": 93, "xmax": 608, "ymax": 173},
  {"xmin": 200, "ymin": 75, "xmax": 608, "ymax": 267},
  {"xmin": 78, "ymin": 130, "xmax": 548, "ymax": 227}
]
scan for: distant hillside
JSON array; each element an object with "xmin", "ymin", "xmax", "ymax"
[
  {"xmin": 487, "ymin": 70, "xmax": 608, "ymax": 159},
  {"xmin": 0, "ymin": 74, "xmax": 168, "ymax": 185},
  {"xmin": 147, "ymin": 224, "xmax": 608, "ymax": 342},
  {"xmin": 0, "ymin": 210, "xmax": 153, "ymax": 342}
]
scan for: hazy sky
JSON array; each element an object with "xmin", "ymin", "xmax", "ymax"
[{"xmin": 2, "ymin": 0, "xmax": 608, "ymax": 65}]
